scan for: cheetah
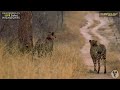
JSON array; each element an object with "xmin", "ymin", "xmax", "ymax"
[
  {"xmin": 33, "ymin": 32, "xmax": 56, "ymax": 57},
  {"xmin": 89, "ymin": 40, "xmax": 106, "ymax": 74}
]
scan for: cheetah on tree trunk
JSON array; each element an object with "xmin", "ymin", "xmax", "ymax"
[{"xmin": 89, "ymin": 40, "xmax": 106, "ymax": 74}]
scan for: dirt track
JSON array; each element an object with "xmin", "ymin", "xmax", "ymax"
[{"xmin": 80, "ymin": 12, "xmax": 113, "ymax": 79}]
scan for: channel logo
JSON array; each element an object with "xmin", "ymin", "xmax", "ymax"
[
  {"xmin": 99, "ymin": 11, "xmax": 119, "ymax": 17},
  {"xmin": 1, "ymin": 12, "xmax": 20, "ymax": 19}
]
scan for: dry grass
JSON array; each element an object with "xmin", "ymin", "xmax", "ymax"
[
  {"xmin": 0, "ymin": 11, "xmax": 89, "ymax": 79},
  {"xmin": 0, "ymin": 40, "xmax": 88, "ymax": 79}
]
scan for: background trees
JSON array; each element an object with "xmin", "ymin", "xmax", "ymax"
[{"xmin": 0, "ymin": 11, "xmax": 64, "ymax": 53}]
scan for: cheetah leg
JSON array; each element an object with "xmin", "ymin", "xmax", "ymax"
[
  {"xmin": 42, "ymin": 50, "xmax": 45, "ymax": 57},
  {"xmin": 38, "ymin": 50, "xmax": 41, "ymax": 57},
  {"xmin": 104, "ymin": 59, "xmax": 106, "ymax": 74},
  {"xmin": 97, "ymin": 60, "xmax": 100, "ymax": 74},
  {"xmin": 93, "ymin": 60, "xmax": 97, "ymax": 72},
  {"xmin": 38, "ymin": 49, "xmax": 43, "ymax": 58},
  {"xmin": 32, "ymin": 49, "xmax": 35, "ymax": 56}
]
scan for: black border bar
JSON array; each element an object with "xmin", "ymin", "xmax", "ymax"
[{"xmin": 0, "ymin": 0, "xmax": 120, "ymax": 11}]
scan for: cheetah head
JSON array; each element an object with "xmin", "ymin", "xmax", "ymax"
[
  {"xmin": 46, "ymin": 32, "xmax": 56, "ymax": 40},
  {"xmin": 89, "ymin": 40, "xmax": 97, "ymax": 46}
]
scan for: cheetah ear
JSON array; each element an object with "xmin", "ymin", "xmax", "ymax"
[
  {"xmin": 52, "ymin": 32, "xmax": 54, "ymax": 36},
  {"xmin": 89, "ymin": 40, "xmax": 91, "ymax": 43}
]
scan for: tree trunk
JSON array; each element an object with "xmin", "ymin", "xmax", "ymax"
[
  {"xmin": 61, "ymin": 11, "xmax": 64, "ymax": 27},
  {"xmin": 18, "ymin": 11, "xmax": 33, "ymax": 53}
]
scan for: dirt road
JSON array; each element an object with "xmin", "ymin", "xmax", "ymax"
[{"xmin": 80, "ymin": 12, "xmax": 113, "ymax": 79}]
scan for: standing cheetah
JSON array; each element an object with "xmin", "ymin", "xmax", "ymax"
[
  {"xmin": 33, "ymin": 32, "xmax": 56, "ymax": 57},
  {"xmin": 89, "ymin": 40, "xmax": 106, "ymax": 74}
]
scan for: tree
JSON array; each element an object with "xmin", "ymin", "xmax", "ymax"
[
  {"xmin": 61, "ymin": 11, "xmax": 64, "ymax": 27},
  {"xmin": 56, "ymin": 11, "xmax": 64, "ymax": 31},
  {"xmin": 18, "ymin": 11, "xmax": 33, "ymax": 53}
]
